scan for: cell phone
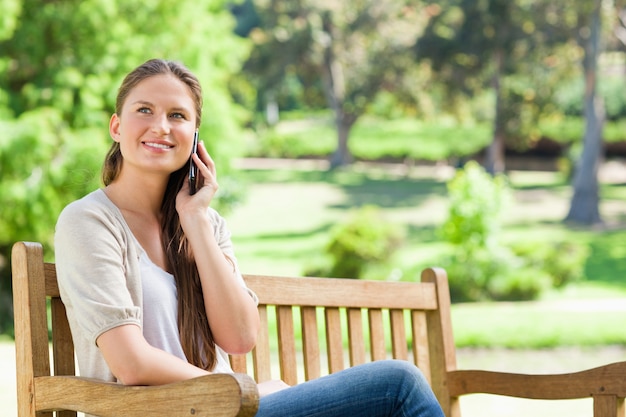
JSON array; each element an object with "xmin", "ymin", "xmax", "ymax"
[{"xmin": 188, "ymin": 130, "xmax": 199, "ymax": 195}]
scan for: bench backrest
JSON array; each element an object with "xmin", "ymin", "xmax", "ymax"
[
  {"xmin": 12, "ymin": 241, "xmax": 460, "ymax": 416},
  {"xmin": 229, "ymin": 271, "xmax": 458, "ymax": 393}
]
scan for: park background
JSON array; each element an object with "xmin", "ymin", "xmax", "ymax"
[{"xmin": 1, "ymin": 1, "xmax": 626, "ymax": 416}]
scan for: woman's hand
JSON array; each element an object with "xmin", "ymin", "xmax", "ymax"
[
  {"xmin": 257, "ymin": 380, "xmax": 291, "ymax": 397},
  {"xmin": 176, "ymin": 141, "xmax": 218, "ymax": 218}
]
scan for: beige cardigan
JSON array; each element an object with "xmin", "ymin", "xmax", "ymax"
[{"xmin": 54, "ymin": 189, "xmax": 251, "ymax": 382}]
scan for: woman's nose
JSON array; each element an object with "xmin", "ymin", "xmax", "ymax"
[{"xmin": 151, "ymin": 113, "xmax": 170, "ymax": 135}]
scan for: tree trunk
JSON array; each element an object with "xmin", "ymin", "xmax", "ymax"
[
  {"xmin": 320, "ymin": 10, "xmax": 356, "ymax": 169},
  {"xmin": 330, "ymin": 110, "xmax": 357, "ymax": 168},
  {"xmin": 565, "ymin": 0, "xmax": 604, "ymax": 226},
  {"xmin": 485, "ymin": 47, "xmax": 506, "ymax": 175}
]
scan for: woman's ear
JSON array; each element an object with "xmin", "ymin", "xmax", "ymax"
[{"xmin": 109, "ymin": 113, "xmax": 121, "ymax": 142}]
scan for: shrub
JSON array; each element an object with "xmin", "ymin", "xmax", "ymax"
[
  {"xmin": 439, "ymin": 162, "xmax": 590, "ymax": 302},
  {"xmin": 487, "ymin": 266, "xmax": 553, "ymax": 301},
  {"xmin": 440, "ymin": 161, "xmax": 511, "ymax": 248},
  {"xmin": 510, "ymin": 240, "xmax": 589, "ymax": 289},
  {"xmin": 314, "ymin": 205, "xmax": 404, "ymax": 279}
]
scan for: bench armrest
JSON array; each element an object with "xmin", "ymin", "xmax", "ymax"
[
  {"xmin": 35, "ymin": 373, "xmax": 259, "ymax": 417},
  {"xmin": 448, "ymin": 361, "xmax": 626, "ymax": 399}
]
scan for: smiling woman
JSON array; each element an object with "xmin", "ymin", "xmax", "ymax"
[{"xmin": 53, "ymin": 58, "xmax": 444, "ymax": 417}]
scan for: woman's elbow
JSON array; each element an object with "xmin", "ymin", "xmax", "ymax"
[
  {"xmin": 218, "ymin": 325, "xmax": 258, "ymax": 355},
  {"xmin": 111, "ymin": 361, "xmax": 146, "ymax": 386}
]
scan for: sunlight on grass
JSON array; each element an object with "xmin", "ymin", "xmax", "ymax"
[
  {"xmin": 228, "ymin": 163, "xmax": 626, "ymax": 348},
  {"xmin": 452, "ymin": 300, "xmax": 626, "ymax": 348}
]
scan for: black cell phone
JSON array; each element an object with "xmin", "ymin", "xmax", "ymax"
[{"xmin": 188, "ymin": 130, "xmax": 199, "ymax": 195}]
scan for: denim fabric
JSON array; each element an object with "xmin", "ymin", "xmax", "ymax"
[{"xmin": 256, "ymin": 360, "xmax": 444, "ymax": 417}]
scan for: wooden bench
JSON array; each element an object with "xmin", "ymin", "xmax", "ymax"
[{"xmin": 12, "ymin": 241, "xmax": 626, "ymax": 417}]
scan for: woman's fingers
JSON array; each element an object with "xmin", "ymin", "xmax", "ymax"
[{"xmin": 192, "ymin": 142, "xmax": 218, "ymax": 191}]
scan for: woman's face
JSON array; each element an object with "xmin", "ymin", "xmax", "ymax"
[{"xmin": 109, "ymin": 74, "xmax": 198, "ymax": 179}]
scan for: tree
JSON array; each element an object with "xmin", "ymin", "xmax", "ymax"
[
  {"xmin": 565, "ymin": 0, "xmax": 605, "ymax": 225},
  {"xmin": 415, "ymin": 0, "xmax": 580, "ymax": 174},
  {"xmin": 246, "ymin": 0, "xmax": 427, "ymax": 168},
  {"xmin": 0, "ymin": 0, "xmax": 250, "ymax": 334}
]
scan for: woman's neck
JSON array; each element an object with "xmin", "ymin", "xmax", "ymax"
[{"xmin": 104, "ymin": 174, "xmax": 168, "ymax": 218}]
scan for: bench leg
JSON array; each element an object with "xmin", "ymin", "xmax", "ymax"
[{"xmin": 593, "ymin": 395, "xmax": 625, "ymax": 417}]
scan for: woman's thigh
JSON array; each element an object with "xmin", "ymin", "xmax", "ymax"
[{"xmin": 255, "ymin": 360, "xmax": 443, "ymax": 417}]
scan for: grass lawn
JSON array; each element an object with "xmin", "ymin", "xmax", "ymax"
[{"xmin": 227, "ymin": 160, "xmax": 626, "ymax": 348}]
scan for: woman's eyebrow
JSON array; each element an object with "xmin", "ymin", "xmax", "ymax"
[
  {"xmin": 169, "ymin": 106, "xmax": 191, "ymax": 113},
  {"xmin": 131, "ymin": 100, "xmax": 190, "ymax": 112},
  {"xmin": 131, "ymin": 100, "xmax": 153, "ymax": 107}
]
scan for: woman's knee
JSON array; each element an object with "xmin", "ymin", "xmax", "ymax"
[{"xmin": 374, "ymin": 360, "xmax": 429, "ymax": 386}]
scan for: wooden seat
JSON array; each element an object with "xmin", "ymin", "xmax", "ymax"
[
  {"xmin": 233, "ymin": 268, "xmax": 626, "ymax": 417},
  {"xmin": 12, "ymin": 241, "xmax": 259, "ymax": 417},
  {"xmin": 13, "ymin": 240, "xmax": 626, "ymax": 417}
]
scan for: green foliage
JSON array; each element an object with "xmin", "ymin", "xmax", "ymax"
[
  {"xmin": 0, "ymin": 0, "xmax": 253, "ymax": 334},
  {"xmin": 555, "ymin": 75, "xmax": 626, "ymax": 121},
  {"xmin": 246, "ymin": 0, "xmax": 430, "ymax": 166},
  {"xmin": 223, "ymin": 165, "xmax": 626, "ymax": 348},
  {"xmin": 250, "ymin": 113, "xmax": 492, "ymax": 161},
  {"xmin": 440, "ymin": 162, "xmax": 591, "ymax": 302},
  {"xmin": 511, "ymin": 241, "xmax": 590, "ymax": 288},
  {"xmin": 0, "ymin": 0, "xmax": 250, "ymax": 238},
  {"xmin": 441, "ymin": 161, "xmax": 511, "ymax": 248},
  {"xmin": 0, "ymin": 109, "xmax": 107, "ymax": 248},
  {"xmin": 0, "ymin": 0, "xmax": 21, "ymax": 41},
  {"xmin": 416, "ymin": 1, "xmax": 582, "ymax": 152},
  {"xmin": 308, "ymin": 205, "xmax": 404, "ymax": 279}
]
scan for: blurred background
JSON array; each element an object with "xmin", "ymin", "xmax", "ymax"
[{"xmin": 1, "ymin": 1, "xmax": 626, "ymax": 415}]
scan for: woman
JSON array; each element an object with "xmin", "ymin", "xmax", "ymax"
[{"xmin": 55, "ymin": 58, "xmax": 444, "ymax": 417}]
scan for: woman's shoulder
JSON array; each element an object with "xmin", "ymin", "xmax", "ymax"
[
  {"xmin": 57, "ymin": 189, "xmax": 124, "ymax": 230},
  {"xmin": 60, "ymin": 189, "xmax": 115, "ymax": 214}
]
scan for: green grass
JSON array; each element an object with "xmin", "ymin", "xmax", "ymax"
[
  {"xmin": 452, "ymin": 298, "xmax": 626, "ymax": 348},
  {"xmin": 227, "ymin": 164, "xmax": 626, "ymax": 348}
]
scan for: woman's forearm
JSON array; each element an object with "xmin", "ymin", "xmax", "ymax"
[{"xmin": 180, "ymin": 212, "xmax": 260, "ymax": 353}]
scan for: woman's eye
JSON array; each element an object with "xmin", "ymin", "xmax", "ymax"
[
  {"xmin": 138, "ymin": 107, "xmax": 151, "ymax": 114},
  {"xmin": 170, "ymin": 112, "xmax": 186, "ymax": 119}
]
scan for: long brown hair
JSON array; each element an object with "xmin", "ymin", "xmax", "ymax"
[{"xmin": 102, "ymin": 59, "xmax": 217, "ymax": 371}]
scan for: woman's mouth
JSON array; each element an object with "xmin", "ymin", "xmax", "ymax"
[{"xmin": 143, "ymin": 141, "xmax": 174, "ymax": 150}]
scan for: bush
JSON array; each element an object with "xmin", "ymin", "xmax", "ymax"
[
  {"xmin": 440, "ymin": 161, "xmax": 511, "ymax": 248},
  {"xmin": 439, "ymin": 162, "xmax": 590, "ymax": 302},
  {"xmin": 308, "ymin": 205, "xmax": 404, "ymax": 279},
  {"xmin": 442, "ymin": 244, "xmax": 556, "ymax": 302},
  {"xmin": 487, "ymin": 266, "xmax": 553, "ymax": 301},
  {"xmin": 510, "ymin": 240, "xmax": 589, "ymax": 289},
  {"xmin": 438, "ymin": 162, "xmax": 512, "ymax": 300}
]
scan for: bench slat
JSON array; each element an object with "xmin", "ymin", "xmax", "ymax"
[
  {"xmin": 347, "ymin": 308, "xmax": 366, "ymax": 367},
  {"xmin": 390, "ymin": 309, "xmax": 408, "ymax": 360},
  {"xmin": 301, "ymin": 307, "xmax": 321, "ymax": 381},
  {"xmin": 229, "ymin": 354, "xmax": 247, "ymax": 375},
  {"xmin": 411, "ymin": 310, "xmax": 431, "ymax": 383},
  {"xmin": 368, "ymin": 309, "xmax": 386, "ymax": 361},
  {"xmin": 325, "ymin": 308, "xmax": 344, "ymax": 374},
  {"xmin": 252, "ymin": 306, "xmax": 272, "ymax": 382},
  {"xmin": 51, "ymin": 298, "xmax": 75, "ymax": 377},
  {"xmin": 277, "ymin": 306, "xmax": 298, "ymax": 385}
]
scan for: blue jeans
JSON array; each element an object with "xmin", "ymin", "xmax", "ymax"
[{"xmin": 255, "ymin": 360, "xmax": 444, "ymax": 417}]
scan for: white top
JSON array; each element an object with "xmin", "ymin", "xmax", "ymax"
[{"xmin": 139, "ymin": 252, "xmax": 234, "ymax": 373}]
